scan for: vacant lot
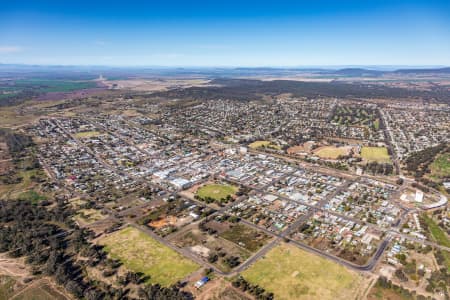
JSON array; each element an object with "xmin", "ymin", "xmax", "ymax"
[
  {"xmin": 430, "ymin": 152, "xmax": 450, "ymax": 178},
  {"xmin": 220, "ymin": 223, "xmax": 271, "ymax": 252},
  {"xmin": 197, "ymin": 184, "xmax": 238, "ymax": 202},
  {"xmin": 361, "ymin": 147, "xmax": 390, "ymax": 163},
  {"xmin": 99, "ymin": 226, "xmax": 199, "ymax": 286},
  {"xmin": 313, "ymin": 146, "xmax": 351, "ymax": 159},
  {"xmin": 248, "ymin": 140, "xmax": 280, "ymax": 150},
  {"xmin": 74, "ymin": 131, "xmax": 101, "ymax": 139},
  {"xmin": 242, "ymin": 243, "xmax": 365, "ymax": 300},
  {"xmin": 74, "ymin": 208, "xmax": 105, "ymax": 225}
]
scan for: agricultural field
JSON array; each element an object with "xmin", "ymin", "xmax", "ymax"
[
  {"xmin": 220, "ymin": 223, "xmax": 272, "ymax": 252},
  {"xmin": 361, "ymin": 146, "xmax": 391, "ymax": 163},
  {"xmin": 430, "ymin": 152, "xmax": 450, "ymax": 179},
  {"xmin": 242, "ymin": 243, "xmax": 366, "ymax": 300},
  {"xmin": 99, "ymin": 226, "xmax": 199, "ymax": 286},
  {"xmin": 248, "ymin": 140, "xmax": 281, "ymax": 150},
  {"xmin": 196, "ymin": 184, "xmax": 238, "ymax": 202},
  {"xmin": 11, "ymin": 79, "xmax": 97, "ymax": 93},
  {"xmin": 313, "ymin": 146, "xmax": 351, "ymax": 159}
]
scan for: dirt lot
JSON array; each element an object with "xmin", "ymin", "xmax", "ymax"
[{"xmin": 192, "ymin": 277, "xmax": 253, "ymax": 300}]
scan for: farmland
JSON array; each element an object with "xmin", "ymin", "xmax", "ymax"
[
  {"xmin": 196, "ymin": 184, "xmax": 238, "ymax": 202},
  {"xmin": 361, "ymin": 146, "xmax": 391, "ymax": 163},
  {"xmin": 99, "ymin": 226, "xmax": 199, "ymax": 286},
  {"xmin": 11, "ymin": 79, "xmax": 97, "ymax": 93},
  {"xmin": 242, "ymin": 243, "xmax": 366, "ymax": 300}
]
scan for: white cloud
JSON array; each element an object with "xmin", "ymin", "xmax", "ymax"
[{"xmin": 0, "ymin": 46, "xmax": 23, "ymax": 54}]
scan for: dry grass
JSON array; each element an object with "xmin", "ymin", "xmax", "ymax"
[
  {"xmin": 99, "ymin": 226, "xmax": 199, "ymax": 286},
  {"xmin": 242, "ymin": 243, "xmax": 366, "ymax": 300},
  {"xmin": 314, "ymin": 146, "xmax": 351, "ymax": 159}
]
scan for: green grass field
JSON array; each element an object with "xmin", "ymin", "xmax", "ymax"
[
  {"xmin": 421, "ymin": 214, "xmax": 450, "ymax": 248},
  {"xmin": 99, "ymin": 226, "xmax": 199, "ymax": 286},
  {"xmin": 430, "ymin": 153, "xmax": 450, "ymax": 178},
  {"xmin": 421, "ymin": 214, "xmax": 450, "ymax": 271},
  {"xmin": 242, "ymin": 243, "xmax": 364, "ymax": 300},
  {"xmin": 197, "ymin": 184, "xmax": 238, "ymax": 201},
  {"xmin": 361, "ymin": 146, "xmax": 391, "ymax": 163}
]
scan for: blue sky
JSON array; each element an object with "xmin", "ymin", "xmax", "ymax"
[{"xmin": 1, "ymin": 0, "xmax": 449, "ymax": 66}]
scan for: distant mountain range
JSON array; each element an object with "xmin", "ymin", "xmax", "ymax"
[{"xmin": 1, "ymin": 63, "xmax": 450, "ymax": 78}]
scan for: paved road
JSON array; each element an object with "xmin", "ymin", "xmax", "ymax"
[{"xmin": 48, "ymin": 116, "xmax": 450, "ymax": 277}]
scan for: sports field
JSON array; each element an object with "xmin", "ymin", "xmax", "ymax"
[
  {"xmin": 313, "ymin": 146, "xmax": 350, "ymax": 159},
  {"xmin": 99, "ymin": 226, "xmax": 199, "ymax": 286},
  {"xmin": 242, "ymin": 243, "xmax": 365, "ymax": 300},
  {"xmin": 197, "ymin": 184, "xmax": 238, "ymax": 201},
  {"xmin": 361, "ymin": 146, "xmax": 391, "ymax": 163}
]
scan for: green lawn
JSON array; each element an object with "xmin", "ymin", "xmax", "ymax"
[
  {"xmin": 422, "ymin": 214, "xmax": 450, "ymax": 271},
  {"xmin": 422, "ymin": 214, "xmax": 450, "ymax": 248},
  {"xmin": 242, "ymin": 243, "xmax": 364, "ymax": 300},
  {"xmin": 361, "ymin": 146, "xmax": 391, "ymax": 163},
  {"xmin": 197, "ymin": 184, "xmax": 238, "ymax": 201},
  {"xmin": 430, "ymin": 153, "xmax": 450, "ymax": 178},
  {"xmin": 99, "ymin": 226, "xmax": 199, "ymax": 286}
]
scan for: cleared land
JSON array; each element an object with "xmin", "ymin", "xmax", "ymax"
[
  {"xmin": 74, "ymin": 208, "xmax": 105, "ymax": 225},
  {"xmin": 220, "ymin": 223, "xmax": 271, "ymax": 252},
  {"xmin": 313, "ymin": 146, "xmax": 351, "ymax": 159},
  {"xmin": 99, "ymin": 226, "xmax": 199, "ymax": 286},
  {"xmin": 361, "ymin": 146, "xmax": 391, "ymax": 163},
  {"xmin": 248, "ymin": 140, "xmax": 281, "ymax": 150},
  {"xmin": 242, "ymin": 243, "xmax": 365, "ymax": 300},
  {"xmin": 197, "ymin": 184, "xmax": 238, "ymax": 201},
  {"xmin": 74, "ymin": 131, "xmax": 101, "ymax": 139}
]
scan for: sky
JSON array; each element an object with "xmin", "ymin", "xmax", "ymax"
[{"xmin": 0, "ymin": 0, "xmax": 449, "ymax": 67}]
